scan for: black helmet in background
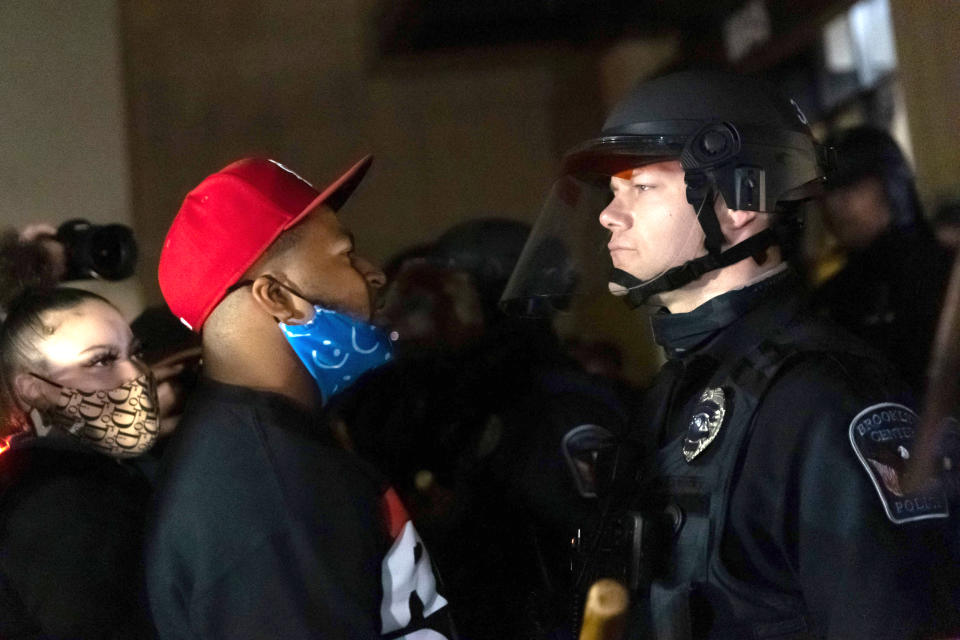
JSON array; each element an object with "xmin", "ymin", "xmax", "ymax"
[
  {"xmin": 432, "ymin": 217, "xmax": 531, "ymax": 316},
  {"xmin": 501, "ymin": 70, "xmax": 827, "ymax": 314},
  {"xmin": 377, "ymin": 218, "xmax": 542, "ymax": 355},
  {"xmin": 823, "ymin": 126, "xmax": 924, "ymax": 230}
]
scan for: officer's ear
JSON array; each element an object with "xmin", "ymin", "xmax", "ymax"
[
  {"xmin": 249, "ymin": 276, "xmax": 301, "ymax": 324},
  {"xmin": 715, "ymin": 195, "xmax": 761, "ymax": 242}
]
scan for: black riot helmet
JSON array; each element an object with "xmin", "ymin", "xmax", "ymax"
[
  {"xmin": 824, "ymin": 126, "xmax": 924, "ymax": 230},
  {"xmin": 501, "ymin": 70, "xmax": 827, "ymax": 315},
  {"xmin": 432, "ymin": 217, "xmax": 531, "ymax": 314}
]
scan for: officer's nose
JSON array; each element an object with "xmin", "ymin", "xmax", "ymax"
[
  {"xmin": 352, "ymin": 254, "xmax": 387, "ymax": 290},
  {"xmin": 599, "ymin": 199, "xmax": 632, "ymax": 231}
]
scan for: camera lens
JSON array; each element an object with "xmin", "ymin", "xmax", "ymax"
[
  {"xmin": 89, "ymin": 225, "xmax": 137, "ymax": 280},
  {"xmin": 56, "ymin": 219, "xmax": 138, "ymax": 281}
]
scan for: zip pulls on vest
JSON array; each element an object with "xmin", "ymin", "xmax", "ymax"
[{"xmin": 227, "ymin": 277, "xmax": 394, "ymax": 404}]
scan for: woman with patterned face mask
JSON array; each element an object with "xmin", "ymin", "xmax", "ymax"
[{"xmin": 0, "ymin": 287, "xmax": 161, "ymax": 639}]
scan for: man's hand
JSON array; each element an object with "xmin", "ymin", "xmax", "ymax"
[{"xmin": 151, "ymin": 347, "xmax": 202, "ymax": 437}]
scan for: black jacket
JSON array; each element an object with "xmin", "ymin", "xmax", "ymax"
[
  {"xmin": 145, "ymin": 380, "xmax": 453, "ymax": 640},
  {"xmin": 812, "ymin": 228, "xmax": 954, "ymax": 394},
  {"xmin": 621, "ymin": 271, "xmax": 959, "ymax": 639},
  {"xmin": 333, "ymin": 324, "xmax": 631, "ymax": 639},
  {"xmin": 0, "ymin": 436, "xmax": 153, "ymax": 639}
]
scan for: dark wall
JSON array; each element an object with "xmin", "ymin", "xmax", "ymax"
[{"xmin": 118, "ymin": 0, "xmax": 608, "ymax": 302}]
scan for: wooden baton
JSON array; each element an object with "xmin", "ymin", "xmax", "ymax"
[{"xmin": 578, "ymin": 579, "xmax": 629, "ymax": 640}]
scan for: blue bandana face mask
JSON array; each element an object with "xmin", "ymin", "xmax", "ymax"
[{"xmin": 276, "ymin": 285, "xmax": 394, "ymax": 403}]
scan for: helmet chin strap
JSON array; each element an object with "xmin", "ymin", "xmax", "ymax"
[
  {"xmin": 609, "ymin": 227, "xmax": 779, "ymax": 309},
  {"xmin": 687, "ymin": 178, "xmax": 726, "ymax": 255}
]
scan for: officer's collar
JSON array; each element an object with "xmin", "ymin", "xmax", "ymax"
[{"xmin": 650, "ymin": 266, "xmax": 795, "ymax": 360}]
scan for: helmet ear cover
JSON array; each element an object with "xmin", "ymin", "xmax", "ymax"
[
  {"xmin": 681, "ymin": 122, "xmax": 771, "ymax": 256},
  {"xmin": 681, "ymin": 121, "xmax": 741, "ymax": 169}
]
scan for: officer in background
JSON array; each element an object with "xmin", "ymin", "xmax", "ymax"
[
  {"xmin": 334, "ymin": 218, "xmax": 630, "ymax": 639},
  {"xmin": 812, "ymin": 126, "xmax": 954, "ymax": 395},
  {"xmin": 501, "ymin": 70, "xmax": 959, "ymax": 639}
]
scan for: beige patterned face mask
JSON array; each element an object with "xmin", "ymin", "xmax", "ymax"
[{"xmin": 31, "ymin": 371, "xmax": 160, "ymax": 458}]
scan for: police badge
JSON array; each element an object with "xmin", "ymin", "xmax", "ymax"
[{"xmin": 683, "ymin": 387, "xmax": 727, "ymax": 462}]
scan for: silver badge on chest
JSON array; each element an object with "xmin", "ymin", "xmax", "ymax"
[{"xmin": 682, "ymin": 387, "xmax": 727, "ymax": 462}]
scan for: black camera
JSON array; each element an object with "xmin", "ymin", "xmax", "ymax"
[{"xmin": 56, "ymin": 219, "xmax": 138, "ymax": 281}]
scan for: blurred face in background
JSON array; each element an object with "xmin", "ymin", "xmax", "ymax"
[
  {"xmin": 936, "ymin": 223, "xmax": 960, "ymax": 250},
  {"xmin": 376, "ymin": 261, "xmax": 485, "ymax": 356},
  {"xmin": 822, "ymin": 176, "xmax": 892, "ymax": 251}
]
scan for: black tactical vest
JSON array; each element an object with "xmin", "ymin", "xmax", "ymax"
[{"xmin": 631, "ymin": 305, "xmax": 893, "ymax": 640}]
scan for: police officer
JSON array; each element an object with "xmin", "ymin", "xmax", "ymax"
[
  {"xmin": 812, "ymin": 126, "xmax": 955, "ymax": 395},
  {"xmin": 335, "ymin": 218, "xmax": 630, "ymax": 639},
  {"xmin": 501, "ymin": 70, "xmax": 959, "ymax": 639}
]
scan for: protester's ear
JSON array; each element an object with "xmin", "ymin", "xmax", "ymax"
[{"xmin": 249, "ymin": 276, "xmax": 299, "ymax": 324}]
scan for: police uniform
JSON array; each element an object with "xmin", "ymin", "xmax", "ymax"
[
  {"xmin": 812, "ymin": 226, "xmax": 954, "ymax": 395},
  {"xmin": 811, "ymin": 126, "xmax": 955, "ymax": 396},
  {"xmin": 499, "ymin": 70, "xmax": 960, "ymax": 639},
  {"xmin": 622, "ymin": 270, "xmax": 958, "ymax": 639}
]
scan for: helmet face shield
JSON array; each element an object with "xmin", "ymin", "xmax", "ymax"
[
  {"xmin": 500, "ymin": 173, "xmax": 610, "ymax": 317},
  {"xmin": 501, "ymin": 139, "xmax": 694, "ymax": 317}
]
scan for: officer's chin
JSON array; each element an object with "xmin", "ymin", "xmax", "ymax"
[{"xmin": 608, "ymin": 281, "xmax": 629, "ymax": 296}]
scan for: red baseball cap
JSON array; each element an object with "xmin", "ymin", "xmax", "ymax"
[{"xmin": 159, "ymin": 155, "xmax": 372, "ymax": 331}]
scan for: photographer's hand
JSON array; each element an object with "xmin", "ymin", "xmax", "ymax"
[
  {"xmin": 18, "ymin": 222, "xmax": 67, "ymax": 281},
  {"xmin": 19, "ymin": 223, "xmax": 58, "ymax": 242}
]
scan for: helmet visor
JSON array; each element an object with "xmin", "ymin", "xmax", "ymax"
[{"xmin": 501, "ymin": 135, "xmax": 698, "ymax": 317}]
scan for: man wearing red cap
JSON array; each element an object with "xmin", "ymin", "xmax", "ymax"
[{"xmin": 146, "ymin": 157, "xmax": 453, "ymax": 639}]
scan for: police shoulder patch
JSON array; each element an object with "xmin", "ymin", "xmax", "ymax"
[{"xmin": 849, "ymin": 402, "xmax": 949, "ymax": 524}]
